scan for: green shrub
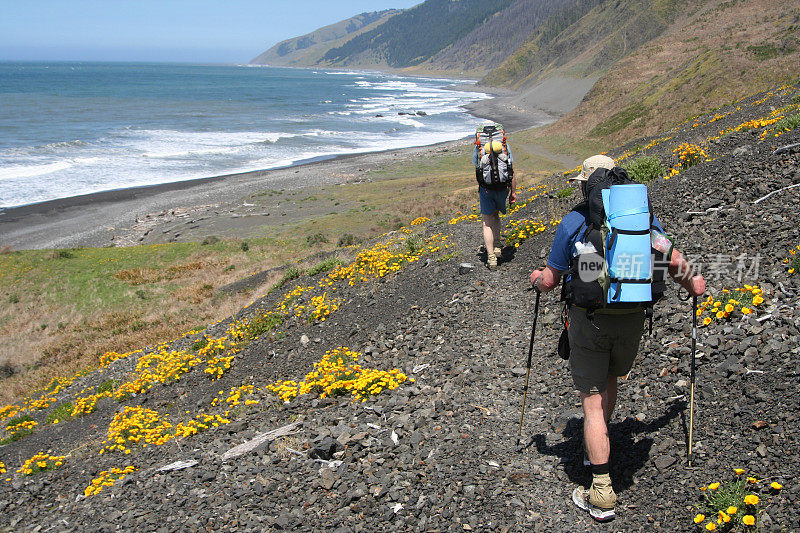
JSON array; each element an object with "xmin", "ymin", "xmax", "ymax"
[
  {"xmin": 269, "ymin": 266, "xmax": 304, "ymax": 294},
  {"xmin": 45, "ymin": 403, "xmax": 74, "ymax": 424},
  {"xmin": 747, "ymin": 44, "xmax": 778, "ymax": 60},
  {"xmin": 1, "ymin": 414, "xmax": 36, "ymax": 444},
  {"xmin": 49, "ymin": 249, "xmax": 74, "ymax": 259},
  {"xmin": 307, "ymin": 233, "xmax": 329, "ymax": 246},
  {"xmin": 8, "ymin": 294, "xmax": 19, "ymax": 304},
  {"xmin": 307, "ymin": 258, "xmax": 342, "ymax": 277},
  {"xmin": 556, "ymin": 187, "xmax": 575, "ymax": 198},
  {"xmin": 240, "ymin": 241, "xmax": 249, "ymax": 252},
  {"xmin": 774, "ymin": 112, "xmax": 800, "ymax": 133},
  {"xmin": 792, "ymin": 93, "xmax": 800, "ymax": 105},
  {"xmin": 405, "ymin": 235, "xmax": 424, "ymax": 254},
  {"xmin": 337, "ymin": 234, "xmax": 360, "ymax": 247},
  {"xmin": 624, "ymin": 156, "xmax": 665, "ymax": 183},
  {"xmin": 7, "ymin": 414, "xmax": 34, "ymax": 427},
  {"xmin": 97, "ymin": 379, "xmax": 120, "ymax": 395},
  {"xmin": 240, "ymin": 313, "xmax": 284, "ymax": 341},
  {"xmin": 201, "ymin": 236, "xmax": 220, "ymax": 246}
]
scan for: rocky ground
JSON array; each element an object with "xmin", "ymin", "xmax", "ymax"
[{"xmin": 0, "ymin": 84, "xmax": 799, "ymax": 532}]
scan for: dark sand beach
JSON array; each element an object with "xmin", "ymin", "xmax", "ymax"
[{"xmin": 0, "ymin": 76, "xmax": 592, "ymax": 250}]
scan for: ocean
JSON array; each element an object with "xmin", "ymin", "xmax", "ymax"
[{"xmin": 0, "ymin": 62, "xmax": 490, "ymax": 208}]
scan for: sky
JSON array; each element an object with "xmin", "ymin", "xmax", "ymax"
[{"xmin": 0, "ymin": 0, "xmax": 422, "ymax": 63}]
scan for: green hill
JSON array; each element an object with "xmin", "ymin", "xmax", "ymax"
[{"xmin": 250, "ymin": 10, "xmax": 400, "ymax": 67}]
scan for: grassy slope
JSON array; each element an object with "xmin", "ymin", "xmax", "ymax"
[
  {"xmin": 0, "ymin": 138, "xmax": 582, "ymax": 405},
  {"xmin": 528, "ymin": 0, "xmax": 800, "ymax": 143}
]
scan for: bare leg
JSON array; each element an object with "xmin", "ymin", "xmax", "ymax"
[
  {"xmin": 582, "ymin": 391, "xmax": 610, "ymax": 465},
  {"xmin": 482, "ymin": 212, "xmax": 499, "ymax": 254}
]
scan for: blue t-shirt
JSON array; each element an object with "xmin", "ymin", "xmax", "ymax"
[{"xmin": 547, "ymin": 207, "xmax": 664, "ymax": 273}]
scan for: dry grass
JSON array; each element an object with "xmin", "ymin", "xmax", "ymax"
[
  {"xmin": 0, "ymin": 249, "xmax": 281, "ymax": 405},
  {"xmin": 114, "ymin": 260, "xmax": 206, "ymax": 285}
]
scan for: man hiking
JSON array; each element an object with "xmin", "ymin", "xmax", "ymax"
[
  {"xmin": 473, "ymin": 124, "xmax": 516, "ymax": 269},
  {"xmin": 529, "ymin": 155, "xmax": 706, "ymax": 521}
]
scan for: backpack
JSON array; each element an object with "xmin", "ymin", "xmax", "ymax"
[
  {"xmin": 474, "ymin": 123, "xmax": 513, "ymax": 190},
  {"xmin": 562, "ymin": 167, "xmax": 667, "ymax": 313}
]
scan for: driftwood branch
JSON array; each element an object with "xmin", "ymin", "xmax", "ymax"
[
  {"xmin": 753, "ymin": 183, "xmax": 800, "ymax": 204},
  {"xmin": 773, "ymin": 142, "xmax": 800, "ymax": 155},
  {"xmin": 221, "ymin": 421, "xmax": 301, "ymax": 461}
]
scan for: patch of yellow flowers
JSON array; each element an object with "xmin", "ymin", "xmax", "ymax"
[
  {"xmin": 5, "ymin": 419, "xmax": 37, "ymax": 433},
  {"xmin": 17, "ymin": 453, "xmax": 65, "ymax": 476},
  {"xmin": 410, "ymin": 216, "xmax": 429, "ymax": 226},
  {"xmin": 783, "ymin": 244, "xmax": 800, "ymax": 275},
  {"xmin": 449, "ymin": 211, "xmax": 480, "ymax": 225},
  {"xmin": 694, "ymin": 468, "xmax": 782, "ymax": 530},
  {"xmin": 696, "ymin": 285, "xmax": 765, "ymax": 326},
  {"xmin": 503, "ymin": 218, "xmax": 559, "ymax": 248},
  {"xmin": 84, "ymin": 466, "xmax": 136, "ymax": 497},
  {"xmin": 266, "ymin": 347, "xmax": 411, "ymax": 403}
]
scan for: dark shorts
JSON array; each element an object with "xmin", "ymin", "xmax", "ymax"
[
  {"xmin": 478, "ymin": 186, "xmax": 509, "ymax": 215},
  {"xmin": 568, "ymin": 306, "xmax": 645, "ymax": 394}
]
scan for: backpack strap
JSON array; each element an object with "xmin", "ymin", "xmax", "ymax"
[{"xmin": 560, "ymin": 218, "xmax": 590, "ymax": 304}]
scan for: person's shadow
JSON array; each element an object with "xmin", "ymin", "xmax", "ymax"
[{"xmin": 523, "ymin": 401, "xmax": 685, "ymax": 492}]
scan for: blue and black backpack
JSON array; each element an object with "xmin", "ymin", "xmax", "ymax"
[{"xmin": 562, "ymin": 167, "xmax": 668, "ymax": 312}]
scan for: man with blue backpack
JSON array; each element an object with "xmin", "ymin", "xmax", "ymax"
[
  {"xmin": 473, "ymin": 123, "xmax": 516, "ymax": 269},
  {"xmin": 529, "ymin": 155, "xmax": 706, "ymax": 522}
]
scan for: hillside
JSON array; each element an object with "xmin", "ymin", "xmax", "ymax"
[
  {"xmin": 482, "ymin": 0, "xmax": 800, "ymax": 143},
  {"xmin": 250, "ymin": 10, "xmax": 400, "ymax": 67},
  {"xmin": 1, "ymin": 82, "xmax": 799, "ymax": 530},
  {"xmin": 320, "ymin": 0, "xmax": 515, "ymax": 68}
]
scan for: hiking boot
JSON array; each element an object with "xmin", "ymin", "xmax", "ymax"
[
  {"xmin": 572, "ymin": 486, "xmax": 615, "ymax": 522},
  {"xmin": 589, "ymin": 473, "xmax": 617, "ymax": 509},
  {"xmin": 487, "ymin": 252, "xmax": 498, "ymax": 268},
  {"xmin": 493, "ymin": 242, "xmax": 503, "ymax": 257}
]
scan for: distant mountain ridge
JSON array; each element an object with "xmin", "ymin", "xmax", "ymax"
[
  {"xmin": 250, "ymin": 0, "xmax": 800, "ymax": 143},
  {"xmin": 250, "ymin": 10, "xmax": 400, "ymax": 67}
]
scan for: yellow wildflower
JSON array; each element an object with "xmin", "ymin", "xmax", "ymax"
[
  {"xmin": 770, "ymin": 481, "xmax": 782, "ymax": 490},
  {"xmin": 742, "ymin": 515, "xmax": 755, "ymax": 526},
  {"xmin": 694, "ymin": 514, "xmax": 705, "ymax": 523},
  {"xmin": 708, "ymin": 482, "xmax": 720, "ymax": 490},
  {"xmin": 743, "ymin": 494, "xmax": 759, "ymax": 505},
  {"xmin": 705, "ymin": 523, "xmax": 716, "ymax": 531},
  {"xmin": 734, "ymin": 468, "xmax": 745, "ymax": 475},
  {"xmin": 726, "ymin": 506, "xmax": 737, "ymax": 515}
]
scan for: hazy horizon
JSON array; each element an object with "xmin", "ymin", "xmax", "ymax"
[{"xmin": 0, "ymin": 0, "xmax": 422, "ymax": 63}]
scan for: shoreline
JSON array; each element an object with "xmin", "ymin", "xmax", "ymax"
[
  {"xmin": 0, "ymin": 73, "xmax": 594, "ymax": 250},
  {"xmin": 0, "ymin": 138, "xmax": 477, "ymax": 250}
]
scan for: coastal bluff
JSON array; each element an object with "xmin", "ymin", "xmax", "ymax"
[{"xmin": 0, "ymin": 83, "xmax": 799, "ymax": 531}]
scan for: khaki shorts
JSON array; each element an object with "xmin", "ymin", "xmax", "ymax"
[{"xmin": 568, "ymin": 306, "xmax": 645, "ymax": 394}]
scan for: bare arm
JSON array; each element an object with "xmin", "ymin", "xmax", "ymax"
[
  {"xmin": 509, "ymin": 175, "xmax": 517, "ymax": 204},
  {"xmin": 530, "ymin": 265, "xmax": 562, "ymax": 293},
  {"xmin": 667, "ymin": 247, "xmax": 706, "ymax": 297}
]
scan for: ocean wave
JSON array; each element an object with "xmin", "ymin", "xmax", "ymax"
[{"xmin": 0, "ymin": 161, "xmax": 74, "ymax": 181}]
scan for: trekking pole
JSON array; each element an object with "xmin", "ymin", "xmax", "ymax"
[
  {"xmin": 517, "ymin": 288, "xmax": 541, "ymax": 448},
  {"xmin": 688, "ymin": 294, "xmax": 698, "ymax": 467}
]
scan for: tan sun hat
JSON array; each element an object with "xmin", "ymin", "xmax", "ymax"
[{"xmin": 569, "ymin": 154, "xmax": 615, "ymax": 182}]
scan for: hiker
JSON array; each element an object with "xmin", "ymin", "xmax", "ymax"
[
  {"xmin": 529, "ymin": 155, "xmax": 706, "ymax": 522},
  {"xmin": 473, "ymin": 123, "xmax": 516, "ymax": 268}
]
